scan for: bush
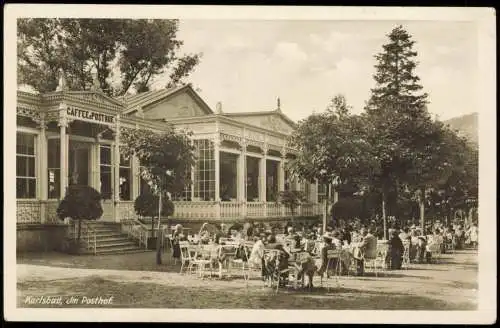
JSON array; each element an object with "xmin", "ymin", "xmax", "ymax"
[{"xmin": 57, "ymin": 185, "xmax": 103, "ymax": 248}]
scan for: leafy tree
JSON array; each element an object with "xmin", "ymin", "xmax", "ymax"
[
  {"xmin": 134, "ymin": 191, "xmax": 175, "ymax": 234},
  {"xmin": 287, "ymin": 94, "xmax": 377, "ymax": 231},
  {"xmin": 278, "ymin": 190, "xmax": 306, "ymax": 225},
  {"xmin": 364, "ymin": 25, "xmax": 432, "ymax": 237},
  {"xmin": 120, "ymin": 125, "xmax": 195, "ymax": 264},
  {"xmin": 57, "ymin": 185, "xmax": 103, "ymax": 251},
  {"xmin": 17, "ymin": 18, "xmax": 201, "ymax": 96}
]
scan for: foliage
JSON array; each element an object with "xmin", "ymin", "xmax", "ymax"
[
  {"xmin": 120, "ymin": 126, "xmax": 196, "ymax": 195},
  {"xmin": 134, "ymin": 191, "xmax": 175, "ymax": 219},
  {"xmin": 57, "ymin": 185, "xmax": 103, "ymax": 221},
  {"xmin": 17, "ymin": 18, "xmax": 201, "ymax": 96},
  {"xmin": 278, "ymin": 190, "xmax": 306, "ymax": 217},
  {"xmin": 287, "ymin": 94, "xmax": 377, "ymax": 187},
  {"xmin": 57, "ymin": 185, "xmax": 103, "ymax": 243}
]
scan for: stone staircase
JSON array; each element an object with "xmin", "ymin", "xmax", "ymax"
[{"xmin": 73, "ymin": 221, "xmax": 148, "ymax": 255}]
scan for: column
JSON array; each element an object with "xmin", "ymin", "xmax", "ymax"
[
  {"xmin": 238, "ymin": 141, "xmax": 247, "ymax": 217},
  {"xmin": 260, "ymin": 146, "xmax": 267, "ymax": 217},
  {"xmin": 132, "ymin": 155, "xmax": 140, "ymax": 200},
  {"xmin": 58, "ymin": 105, "xmax": 69, "ymax": 199},
  {"xmin": 38, "ymin": 118, "xmax": 48, "ymax": 223},
  {"xmin": 314, "ymin": 180, "xmax": 319, "ymax": 203},
  {"xmin": 214, "ymin": 134, "xmax": 221, "ymax": 218},
  {"xmin": 279, "ymin": 156, "xmax": 286, "ymax": 216},
  {"xmin": 113, "ymin": 115, "xmax": 121, "ymax": 222}
]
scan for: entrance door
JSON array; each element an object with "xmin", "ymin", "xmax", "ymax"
[{"xmin": 68, "ymin": 141, "xmax": 91, "ymax": 186}]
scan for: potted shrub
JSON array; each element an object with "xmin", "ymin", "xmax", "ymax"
[{"xmin": 57, "ymin": 185, "xmax": 103, "ymax": 254}]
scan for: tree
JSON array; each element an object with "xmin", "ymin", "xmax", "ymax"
[
  {"xmin": 134, "ymin": 191, "xmax": 175, "ymax": 232},
  {"xmin": 278, "ymin": 190, "xmax": 306, "ymax": 226},
  {"xmin": 17, "ymin": 18, "xmax": 201, "ymax": 96},
  {"xmin": 364, "ymin": 25, "xmax": 432, "ymax": 237},
  {"xmin": 121, "ymin": 125, "xmax": 195, "ymax": 264},
  {"xmin": 57, "ymin": 185, "xmax": 103, "ymax": 252},
  {"xmin": 287, "ymin": 94, "xmax": 377, "ymax": 232}
]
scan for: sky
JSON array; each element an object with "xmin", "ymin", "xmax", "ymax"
[{"xmin": 150, "ymin": 20, "xmax": 478, "ymax": 122}]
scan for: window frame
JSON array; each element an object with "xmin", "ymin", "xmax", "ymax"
[{"xmin": 16, "ymin": 131, "xmax": 38, "ymax": 200}]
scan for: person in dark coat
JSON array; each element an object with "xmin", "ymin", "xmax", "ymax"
[{"xmin": 388, "ymin": 229, "xmax": 405, "ymax": 269}]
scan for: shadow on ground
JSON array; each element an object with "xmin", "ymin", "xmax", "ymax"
[{"xmin": 17, "ymin": 275, "xmax": 477, "ymax": 310}]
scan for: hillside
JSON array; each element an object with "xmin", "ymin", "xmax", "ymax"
[{"xmin": 444, "ymin": 112, "xmax": 478, "ymax": 145}]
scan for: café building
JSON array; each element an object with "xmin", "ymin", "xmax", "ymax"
[{"xmin": 16, "ymin": 77, "xmax": 330, "ymax": 232}]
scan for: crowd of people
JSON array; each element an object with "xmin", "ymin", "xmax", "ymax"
[{"xmin": 168, "ymin": 217, "xmax": 478, "ymax": 287}]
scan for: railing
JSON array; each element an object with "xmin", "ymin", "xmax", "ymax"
[
  {"xmin": 220, "ymin": 202, "xmax": 242, "ymax": 218},
  {"xmin": 266, "ymin": 202, "xmax": 282, "ymax": 217},
  {"xmin": 81, "ymin": 221, "xmax": 97, "ymax": 255},
  {"xmin": 171, "ymin": 201, "xmax": 218, "ymax": 219},
  {"xmin": 121, "ymin": 218, "xmax": 150, "ymax": 249},
  {"xmin": 66, "ymin": 219, "xmax": 96, "ymax": 254},
  {"xmin": 246, "ymin": 202, "xmax": 266, "ymax": 217}
]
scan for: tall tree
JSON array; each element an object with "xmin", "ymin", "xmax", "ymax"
[
  {"xmin": 287, "ymin": 94, "xmax": 377, "ymax": 232},
  {"xmin": 17, "ymin": 18, "xmax": 201, "ymax": 96},
  {"xmin": 120, "ymin": 126, "xmax": 195, "ymax": 264},
  {"xmin": 364, "ymin": 25, "xmax": 432, "ymax": 236}
]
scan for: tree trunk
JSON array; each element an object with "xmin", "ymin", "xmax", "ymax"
[
  {"xmin": 382, "ymin": 191, "xmax": 387, "ymax": 240},
  {"xmin": 419, "ymin": 188, "xmax": 425, "ymax": 231},
  {"xmin": 323, "ymin": 184, "xmax": 330, "ymax": 234},
  {"xmin": 77, "ymin": 219, "xmax": 82, "ymax": 244},
  {"xmin": 156, "ymin": 227, "xmax": 162, "ymax": 265}
]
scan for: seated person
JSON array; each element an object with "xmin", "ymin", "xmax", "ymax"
[
  {"xmin": 331, "ymin": 231, "xmax": 343, "ymax": 249},
  {"xmin": 354, "ymin": 227, "xmax": 377, "ymax": 275}
]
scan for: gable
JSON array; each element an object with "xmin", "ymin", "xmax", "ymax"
[
  {"xmin": 66, "ymin": 91, "xmax": 124, "ymax": 110},
  {"xmin": 140, "ymin": 89, "xmax": 211, "ymax": 120},
  {"xmin": 231, "ymin": 113, "xmax": 295, "ymax": 134}
]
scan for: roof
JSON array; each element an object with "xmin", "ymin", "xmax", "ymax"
[
  {"xmin": 222, "ymin": 108, "xmax": 297, "ymax": 128},
  {"xmin": 122, "ymin": 84, "xmax": 213, "ymax": 115}
]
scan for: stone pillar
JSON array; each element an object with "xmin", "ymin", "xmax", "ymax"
[
  {"xmin": 260, "ymin": 146, "xmax": 268, "ymax": 217},
  {"xmin": 260, "ymin": 154, "xmax": 267, "ymax": 202},
  {"xmin": 238, "ymin": 141, "xmax": 247, "ymax": 217},
  {"xmin": 38, "ymin": 118, "xmax": 48, "ymax": 223},
  {"xmin": 58, "ymin": 104, "xmax": 69, "ymax": 199},
  {"xmin": 113, "ymin": 115, "xmax": 121, "ymax": 222},
  {"xmin": 214, "ymin": 134, "xmax": 221, "ymax": 218},
  {"xmin": 279, "ymin": 156, "xmax": 286, "ymax": 216},
  {"xmin": 132, "ymin": 155, "xmax": 140, "ymax": 200},
  {"xmin": 314, "ymin": 180, "xmax": 319, "ymax": 203}
]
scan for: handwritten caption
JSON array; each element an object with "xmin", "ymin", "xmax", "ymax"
[{"xmin": 24, "ymin": 295, "xmax": 114, "ymax": 306}]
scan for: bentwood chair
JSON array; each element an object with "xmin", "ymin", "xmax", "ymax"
[{"xmin": 402, "ymin": 240, "xmax": 411, "ymax": 270}]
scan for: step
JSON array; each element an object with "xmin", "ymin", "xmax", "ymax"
[
  {"xmin": 94, "ymin": 240, "xmax": 139, "ymax": 248},
  {"xmin": 91, "ymin": 236, "xmax": 135, "ymax": 243},
  {"xmin": 80, "ymin": 246, "xmax": 148, "ymax": 255}
]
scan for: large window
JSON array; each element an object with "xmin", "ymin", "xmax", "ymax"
[
  {"xmin": 171, "ymin": 166, "xmax": 192, "ymax": 201},
  {"xmin": 16, "ymin": 132, "xmax": 37, "ymax": 198},
  {"xmin": 193, "ymin": 139, "xmax": 215, "ymax": 201},
  {"xmin": 100, "ymin": 145, "xmax": 112, "ymax": 199},
  {"xmin": 47, "ymin": 139, "xmax": 60, "ymax": 199},
  {"xmin": 119, "ymin": 153, "xmax": 131, "ymax": 201}
]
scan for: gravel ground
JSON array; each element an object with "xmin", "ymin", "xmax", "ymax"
[{"xmin": 17, "ymin": 249, "xmax": 477, "ymax": 310}]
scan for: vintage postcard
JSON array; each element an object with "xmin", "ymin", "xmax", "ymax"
[{"xmin": 3, "ymin": 4, "xmax": 496, "ymax": 324}]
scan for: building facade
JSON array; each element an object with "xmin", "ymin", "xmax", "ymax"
[{"xmin": 16, "ymin": 82, "xmax": 329, "ymax": 227}]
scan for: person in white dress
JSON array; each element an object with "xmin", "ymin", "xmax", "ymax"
[{"xmin": 466, "ymin": 223, "xmax": 478, "ymax": 248}]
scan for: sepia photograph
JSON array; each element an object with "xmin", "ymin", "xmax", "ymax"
[{"xmin": 3, "ymin": 4, "xmax": 496, "ymax": 324}]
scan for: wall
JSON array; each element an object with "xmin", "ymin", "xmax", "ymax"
[
  {"xmin": 17, "ymin": 224, "xmax": 69, "ymax": 253},
  {"xmin": 143, "ymin": 92, "xmax": 208, "ymax": 120}
]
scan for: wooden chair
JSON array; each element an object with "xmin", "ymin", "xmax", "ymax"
[
  {"xmin": 402, "ymin": 240, "xmax": 411, "ymax": 270},
  {"xmin": 179, "ymin": 241, "xmax": 195, "ymax": 274}
]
